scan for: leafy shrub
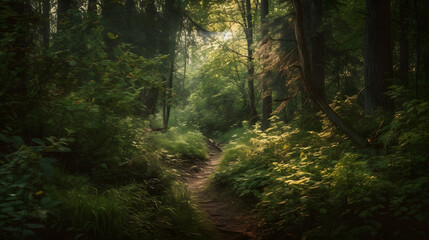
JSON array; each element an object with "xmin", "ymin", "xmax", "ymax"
[
  {"xmin": 38, "ymin": 125, "xmax": 211, "ymax": 240},
  {"xmin": 215, "ymin": 109, "xmax": 429, "ymax": 239},
  {"xmin": 215, "ymin": 125, "xmax": 274, "ymax": 200},
  {"xmin": 0, "ymin": 4, "xmax": 210, "ymax": 240},
  {"xmin": 148, "ymin": 127, "xmax": 208, "ymax": 161},
  {"xmin": 0, "ymin": 135, "xmax": 67, "ymax": 239},
  {"xmin": 184, "ymin": 48, "xmax": 250, "ymax": 137}
]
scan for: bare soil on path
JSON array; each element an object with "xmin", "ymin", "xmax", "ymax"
[{"xmin": 184, "ymin": 141, "xmax": 259, "ymax": 240}]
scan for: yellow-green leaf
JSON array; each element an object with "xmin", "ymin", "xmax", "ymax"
[
  {"xmin": 35, "ymin": 190, "xmax": 44, "ymax": 195},
  {"xmin": 107, "ymin": 32, "xmax": 117, "ymax": 39}
]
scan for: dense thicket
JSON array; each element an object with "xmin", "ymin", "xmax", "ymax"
[
  {"xmin": 207, "ymin": 0, "xmax": 429, "ymax": 239},
  {"xmin": 0, "ymin": 0, "xmax": 212, "ymax": 239},
  {"xmin": 1, "ymin": 0, "xmax": 429, "ymax": 239}
]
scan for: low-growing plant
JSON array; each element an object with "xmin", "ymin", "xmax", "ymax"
[
  {"xmin": 148, "ymin": 127, "xmax": 208, "ymax": 161},
  {"xmin": 215, "ymin": 102, "xmax": 429, "ymax": 239},
  {"xmin": 49, "ymin": 181, "xmax": 213, "ymax": 240},
  {"xmin": 0, "ymin": 135, "xmax": 67, "ymax": 239}
]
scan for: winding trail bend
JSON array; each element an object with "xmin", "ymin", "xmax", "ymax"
[{"xmin": 184, "ymin": 141, "xmax": 258, "ymax": 240}]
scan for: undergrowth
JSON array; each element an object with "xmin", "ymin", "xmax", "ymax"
[
  {"xmin": 0, "ymin": 14, "xmax": 213, "ymax": 239},
  {"xmin": 148, "ymin": 127, "xmax": 208, "ymax": 161},
  {"xmin": 215, "ymin": 92, "xmax": 429, "ymax": 240},
  {"xmin": 49, "ymin": 181, "xmax": 212, "ymax": 240},
  {"xmin": 1, "ymin": 122, "xmax": 212, "ymax": 240}
]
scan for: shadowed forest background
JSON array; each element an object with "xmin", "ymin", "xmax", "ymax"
[{"xmin": 1, "ymin": 0, "xmax": 429, "ymax": 239}]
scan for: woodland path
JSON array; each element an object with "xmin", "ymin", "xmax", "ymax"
[{"xmin": 184, "ymin": 141, "xmax": 258, "ymax": 240}]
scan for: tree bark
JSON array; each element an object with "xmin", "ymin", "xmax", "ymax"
[
  {"xmin": 42, "ymin": 0, "xmax": 50, "ymax": 47},
  {"xmin": 412, "ymin": 0, "xmax": 421, "ymax": 97},
  {"xmin": 292, "ymin": 0, "xmax": 369, "ymax": 148},
  {"xmin": 161, "ymin": 0, "xmax": 178, "ymax": 130},
  {"xmin": 244, "ymin": 0, "xmax": 259, "ymax": 125},
  {"xmin": 399, "ymin": 0, "xmax": 409, "ymax": 86},
  {"xmin": 141, "ymin": 0, "xmax": 159, "ymax": 117},
  {"xmin": 311, "ymin": 0, "xmax": 324, "ymax": 97},
  {"xmin": 364, "ymin": 0, "xmax": 393, "ymax": 114},
  {"xmin": 261, "ymin": 0, "xmax": 272, "ymax": 130},
  {"xmin": 164, "ymin": 55, "xmax": 175, "ymax": 130}
]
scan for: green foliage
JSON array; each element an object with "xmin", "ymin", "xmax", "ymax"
[
  {"xmin": 215, "ymin": 127, "xmax": 247, "ymax": 143},
  {"xmin": 148, "ymin": 127, "xmax": 208, "ymax": 161},
  {"xmin": 324, "ymin": 0, "xmax": 365, "ymax": 98},
  {"xmin": 0, "ymin": 135, "xmax": 67, "ymax": 239},
  {"xmin": 215, "ymin": 107, "xmax": 429, "ymax": 239},
  {"xmin": 52, "ymin": 185, "xmax": 130, "ymax": 239},
  {"xmin": 215, "ymin": 124, "xmax": 272, "ymax": 200},
  {"xmin": 0, "ymin": 5, "xmax": 212, "ymax": 239},
  {"xmin": 34, "ymin": 126, "xmax": 212, "ymax": 239},
  {"xmin": 50, "ymin": 182, "xmax": 212, "ymax": 240},
  {"xmin": 184, "ymin": 47, "xmax": 250, "ymax": 136},
  {"xmin": 3, "ymin": 0, "xmax": 429, "ymax": 239}
]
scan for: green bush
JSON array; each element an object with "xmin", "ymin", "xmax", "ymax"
[
  {"xmin": 215, "ymin": 107, "xmax": 429, "ymax": 239},
  {"xmin": 148, "ymin": 127, "xmax": 208, "ymax": 161},
  {"xmin": 0, "ymin": 135, "xmax": 66, "ymax": 239}
]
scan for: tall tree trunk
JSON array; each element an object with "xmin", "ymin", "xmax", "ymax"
[
  {"xmin": 364, "ymin": 0, "xmax": 393, "ymax": 114},
  {"xmin": 311, "ymin": 0, "xmax": 324, "ymax": 97},
  {"xmin": 144, "ymin": 0, "xmax": 158, "ymax": 57},
  {"xmin": 141, "ymin": 0, "xmax": 159, "ymax": 117},
  {"xmin": 292, "ymin": 0, "xmax": 369, "ymax": 148},
  {"xmin": 183, "ymin": 29, "xmax": 188, "ymax": 91},
  {"xmin": 261, "ymin": 0, "xmax": 272, "ymax": 130},
  {"xmin": 245, "ymin": 0, "xmax": 259, "ymax": 125},
  {"xmin": 399, "ymin": 0, "xmax": 409, "ymax": 86},
  {"xmin": 6, "ymin": 0, "xmax": 30, "ymax": 137},
  {"xmin": 412, "ymin": 0, "xmax": 421, "ymax": 97},
  {"xmin": 161, "ymin": 0, "xmax": 178, "ymax": 130},
  {"xmin": 42, "ymin": 0, "xmax": 50, "ymax": 47},
  {"xmin": 164, "ymin": 55, "xmax": 175, "ymax": 130}
]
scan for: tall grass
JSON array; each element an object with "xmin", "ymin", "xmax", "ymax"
[
  {"xmin": 44, "ymin": 125, "xmax": 213, "ymax": 240},
  {"xmin": 51, "ymin": 181, "xmax": 213, "ymax": 240},
  {"xmin": 148, "ymin": 127, "xmax": 208, "ymax": 161}
]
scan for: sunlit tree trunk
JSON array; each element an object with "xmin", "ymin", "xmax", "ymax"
[
  {"xmin": 364, "ymin": 0, "xmax": 393, "ymax": 114},
  {"xmin": 292, "ymin": 0, "xmax": 369, "ymax": 147},
  {"xmin": 261, "ymin": 0, "xmax": 272, "ymax": 130}
]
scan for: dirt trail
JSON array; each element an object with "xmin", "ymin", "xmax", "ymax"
[{"xmin": 184, "ymin": 141, "xmax": 258, "ymax": 240}]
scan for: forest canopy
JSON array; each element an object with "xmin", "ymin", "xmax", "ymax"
[{"xmin": 1, "ymin": 0, "xmax": 429, "ymax": 239}]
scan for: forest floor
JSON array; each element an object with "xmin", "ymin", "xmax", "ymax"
[{"xmin": 183, "ymin": 141, "xmax": 259, "ymax": 240}]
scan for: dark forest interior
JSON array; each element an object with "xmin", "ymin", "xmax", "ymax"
[{"xmin": 1, "ymin": 0, "xmax": 429, "ymax": 239}]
